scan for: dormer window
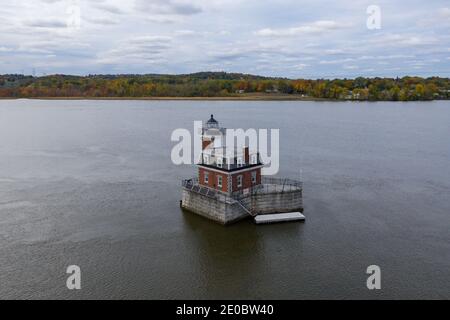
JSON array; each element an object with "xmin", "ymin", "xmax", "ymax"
[
  {"xmin": 237, "ymin": 157, "xmax": 243, "ymax": 167},
  {"xmin": 251, "ymin": 154, "xmax": 257, "ymax": 165},
  {"xmin": 203, "ymin": 155, "xmax": 209, "ymax": 164}
]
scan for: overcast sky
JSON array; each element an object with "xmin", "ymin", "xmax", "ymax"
[{"xmin": 0, "ymin": 0, "xmax": 449, "ymax": 78}]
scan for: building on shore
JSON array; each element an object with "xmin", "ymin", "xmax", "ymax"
[{"xmin": 181, "ymin": 115, "xmax": 304, "ymax": 225}]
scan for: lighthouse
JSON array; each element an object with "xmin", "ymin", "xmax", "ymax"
[
  {"xmin": 198, "ymin": 115, "xmax": 264, "ymax": 195},
  {"xmin": 181, "ymin": 114, "xmax": 304, "ymax": 225}
]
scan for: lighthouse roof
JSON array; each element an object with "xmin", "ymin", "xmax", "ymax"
[{"xmin": 206, "ymin": 114, "xmax": 219, "ymax": 128}]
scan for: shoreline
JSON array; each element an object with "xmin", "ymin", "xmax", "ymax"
[
  {"xmin": 0, "ymin": 95, "xmax": 325, "ymax": 101},
  {"xmin": 0, "ymin": 96, "xmax": 441, "ymax": 102}
]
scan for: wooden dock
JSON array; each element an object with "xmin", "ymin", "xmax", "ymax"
[{"xmin": 254, "ymin": 212, "xmax": 305, "ymax": 224}]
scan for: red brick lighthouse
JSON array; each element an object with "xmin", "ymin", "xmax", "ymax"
[
  {"xmin": 181, "ymin": 114, "xmax": 304, "ymax": 225},
  {"xmin": 198, "ymin": 115, "xmax": 264, "ymax": 195}
]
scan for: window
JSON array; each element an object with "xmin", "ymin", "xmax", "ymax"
[
  {"xmin": 237, "ymin": 175, "xmax": 242, "ymax": 188},
  {"xmin": 217, "ymin": 176, "xmax": 223, "ymax": 188},
  {"xmin": 237, "ymin": 157, "xmax": 243, "ymax": 167},
  {"xmin": 251, "ymin": 171, "xmax": 257, "ymax": 184},
  {"xmin": 251, "ymin": 154, "xmax": 258, "ymax": 164},
  {"xmin": 217, "ymin": 157, "xmax": 223, "ymax": 168},
  {"xmin": 203, "ymin": 155, "xmax": 209, "ymax": 164},
  {"xmin": 204, "ymin": 172, "xmax": 209, "ymax": 184}
]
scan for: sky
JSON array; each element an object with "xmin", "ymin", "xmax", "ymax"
[{"xmin": 0, "ymin": 0, "xmax": 449, "ymax": 78}]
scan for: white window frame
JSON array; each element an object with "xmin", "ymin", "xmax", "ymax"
[
  {"xmin": 251, "ymin": 171, "xmax": 257, "ymax": 184},
  {"xmin": 203, "ymin": 155, "xmax": 209, "ymax": 164},
  {"xmin": 237, "ymin": 175, "xmax": 242, "ymax": 188},
  {"xmin": 251, "ymin": 154, "xmax": 257, "ymax": 165},
  {"xmin": 217, "ymin": 176, "xmax": 223, "ymax": 188},
  {"xmin": 217, "ymin": 157, "xmax": 223, "ymax": 168},
  {"xmin": 204, "ymin": 172, "xmax": 209, "ymax": 184}
]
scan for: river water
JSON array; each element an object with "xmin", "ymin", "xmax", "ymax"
[{"xmin": 0, "ymin": 99, "xmax": 449, "ymax": 299}]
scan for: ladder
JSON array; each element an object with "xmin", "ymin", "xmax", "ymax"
[{"xmin": 236, "ymin": 199, "xmax": 257, "ymax": 217}]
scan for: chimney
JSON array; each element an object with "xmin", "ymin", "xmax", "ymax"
[{"xmin": 243, "ymin": 146, "xmax": 249, "ymax": 164}]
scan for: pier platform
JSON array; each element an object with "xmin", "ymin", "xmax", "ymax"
[
  {"xmin": 182, "ymin": 177, "xmax": 303, "ymax": 225},
  {"xmin": 254, "ymin": 212, "xmax": 305, "ymax": 224}
]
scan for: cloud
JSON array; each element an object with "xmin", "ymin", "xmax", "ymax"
[
  {"xmin": 174, "ymin": 29, "xmax": 197, "ymax": 36},
  {"xmin": 208, "ymin": 48, "xmax": 250, "ymax": 61},
  {"xmin": 23, "ymin": 19, "xmax": 67, "ymax": 29},
  {"xmin": 0, "ymin": 46, "xmax": 14, "ymax": 52},
  {"xmin": 319, "ymin": 58, "xmax": 354, "ymax": 65},
  {"xmin": 207, "ymin": 44, "xmax": 300, "ymax": 62},
  {"xmin": 84, "ymin": 16, "xmax": 119, "ymax": 26},
  {"xmin": 255, "ymin": 20, "xmax": 349, "ymax": 37},
  {"xmin": 294, "ymin": 63, "xmax": 309, "ymax": 70},
  {"xmin": 324, "ymin": 49, "xmax": 346, "ymax": 55},
  {"xmin": 439, "ymin": 7, "xmax": 450, "ymax": 19},
  {"xmin": 97, "ymin": 35, "xmax": 173, "ymax": 65},
  {"xmin": 1, "ymin": 1, "xmax": 449, "ymax": 77},
  {"xmin": 369, "ymin": 34, "xmax": 438, "ymax": 47},
  {"xmin": 94, "ymin": 3, "xmax": 126, "ymax": 15},
  {"xmin": 135, "ymin": 0, "xmax": 202, "ymax": 16},
  {"xmin": 357, "ymin": 54, "xmax": 415, "ymax": 60},
  {"xmin": 39, "ymin": 0, "xmax": 63, "ymax": 3}
]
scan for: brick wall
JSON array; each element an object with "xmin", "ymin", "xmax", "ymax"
[
  {"xmin": 231, "ymin": 168, "xmax": 261, "ymax": 192},
  {"xmin": 198, "ymin": 167, "xmax": 228, "ymax": 193}
]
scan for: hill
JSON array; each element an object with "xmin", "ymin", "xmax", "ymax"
[{"xmin": 0, "ymin": 72, "xmax": 448, "ymax": 101}]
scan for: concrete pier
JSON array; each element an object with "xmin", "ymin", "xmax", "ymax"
[{"xmin": 181, "ymin": 177, "xmax": 303, "ymax": 225}]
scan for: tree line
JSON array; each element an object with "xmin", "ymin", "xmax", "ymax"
[{"xmin": 0, "ymin": 73, "xmax": 449, "ymax": 101}]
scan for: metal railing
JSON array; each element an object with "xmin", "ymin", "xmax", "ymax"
[
  {"xmin": 231, "ymin": 177, "xmax": 302, "ymax": 199},
  {"xmin": 261, "ymin": 177, "xmax": 303, "ymax": 189},
  {"xmin": 182, "ymin": 176, "xmax": 302, "ymax": 203},
  {"xmin": 182, "ymin": 178, "xmax": 218, "ymax": 199}
]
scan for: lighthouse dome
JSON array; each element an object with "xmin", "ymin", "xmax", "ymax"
[{"xmin": 206, "ymin": 114, "xmax": 219, "ymax": 128}]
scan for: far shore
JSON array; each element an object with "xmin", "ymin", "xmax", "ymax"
[
  {"xmin": 0, "ymin": 94, "xmax": 328, "ymax": 101},
  {"xmin": 0, "ymin": 94, "xmax": 442, "ymax": 102}
]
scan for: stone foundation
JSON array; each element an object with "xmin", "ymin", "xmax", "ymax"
[{"xmin": 181, "ymin": 187, "xmax": 303, "ymax": 225}]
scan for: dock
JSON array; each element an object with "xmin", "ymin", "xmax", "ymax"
[{"xmin": 254, "ymin": 212, "xmax": 305, "ymax": 224}]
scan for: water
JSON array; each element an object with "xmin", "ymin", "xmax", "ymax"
[{"xmin": 0, "ymin": 99, "xmax": 449, "ymax": 299}]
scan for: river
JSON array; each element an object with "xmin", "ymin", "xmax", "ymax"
[{"xmin": 0, "ymin": 99, "xmax": 449, "ymax": 299}]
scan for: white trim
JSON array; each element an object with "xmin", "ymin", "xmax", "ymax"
[
  {"xmin": 251, "ymin": 171, "xmax": 257, "ymax": 184},
  {"xmin": 237, "ymin": 157, "xmax": 243, "ymax": 167},
  {"xmin": 197, "ymin": 164, "xmax": 264, "ymax": 175},
  {"xmin": 237, "ymin": 175, "xmax": 242, "ymax": 188}
]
